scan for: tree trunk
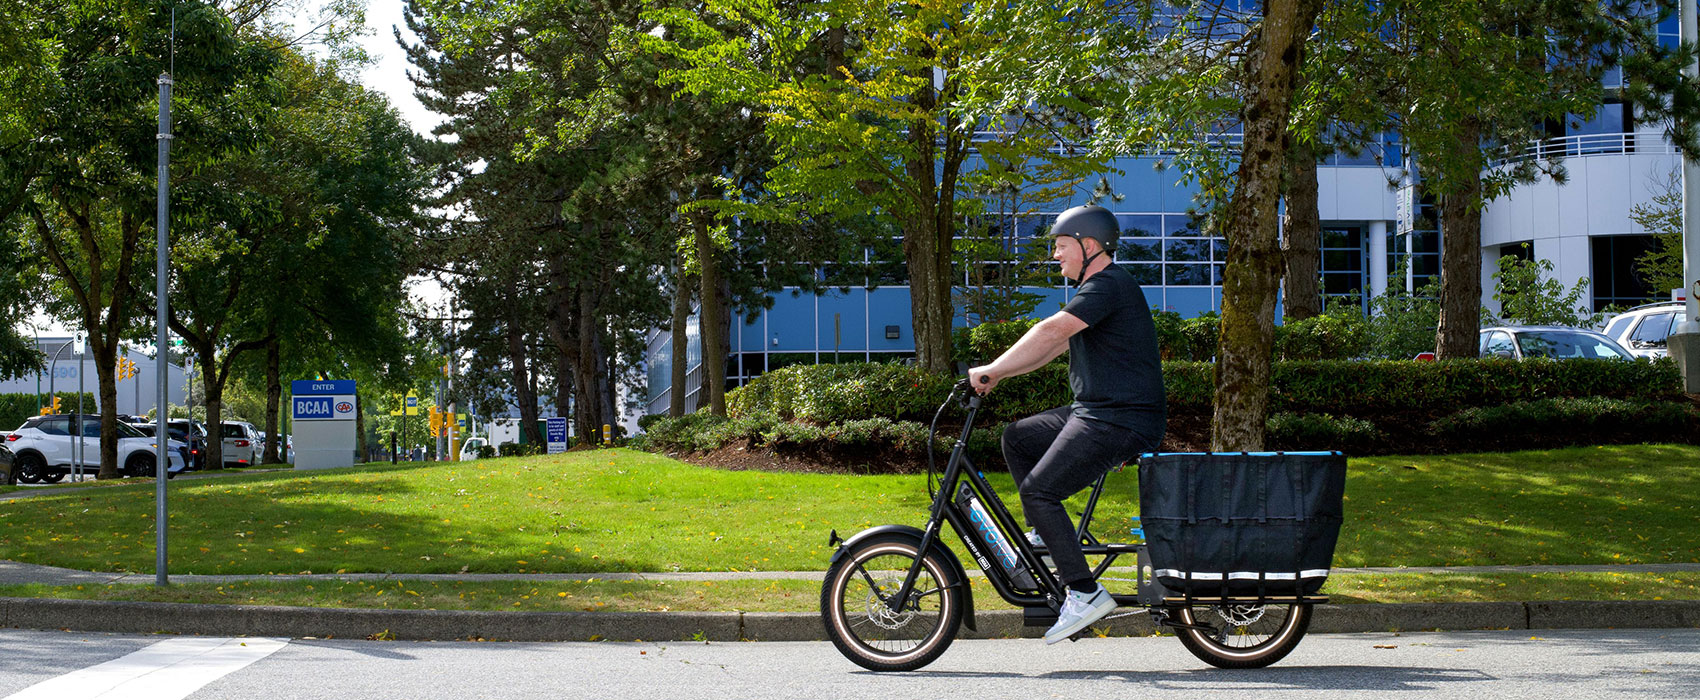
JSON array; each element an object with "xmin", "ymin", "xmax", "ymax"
[
  {"xmin": 692, "ymin": 210, "xmax": 726, "ymax": 416},
  {"xmin": 600, "ymin": 338, "xmax": 617, "ymax": 439},
  {"xmin": 1211, "ymin": 0, "xmax": 1324, "ymax": 452},
  {"xmin": 93, "ymin": 339, "xmax": 120, "ymax": 479},
  {"xmin": 901, "ymin": 45, "xmax": 957, "ymax": 375},
  {"xmin": 200, "ymin": 350, "xmax": 224, "ymax": 469},
  {"xmin": 263, "ymin": 336, "xmax": 281, "ymax": 463},
  {"xmin": 355, "ymin": 394, "xmax": 367, "ymax": 463},
  {"xmin": 1435, "ymin": 122, "xmax": 1485, "ymax": 360},
  {"xmin": 1281, "ymin": 140, "xmax": 1323, "ymax": 320},
  {"xmin": 573, "ymin": 288, "xmax": 602, "ymax": 444},
  {"xmin": 669, "ymin": 255, "xmax": 695, "ymax": 417},
  {"xmin": 505, "ymin": 299, "xmax": 543, "ymax": 446}
]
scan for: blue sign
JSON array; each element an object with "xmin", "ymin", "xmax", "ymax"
[
  {"xmin": 292, "ymin": 379, "xmax": 357, "ymax": 395},
  {"xmin": 294, "ymin": 394, "xmax": 357, "ymax": 421},
  {"xmin": 546, "ymin": 418, "xmax": 568, "ymax": 443},
  {"xmin": 294, "ymin": 396, "xmax": 336, "ymax": 420},
  {"xmin": 405, "ymin": 396, "xmax": 418, "ymax": 407}
]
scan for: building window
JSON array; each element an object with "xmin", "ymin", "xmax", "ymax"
[
  {"xmin": 1319, "ymin": 226, "xmax": 1366, "ymax": 310},
  {"xmin": 1591, "ymin": 235, "xmax": 1660, "ymax": 310}
]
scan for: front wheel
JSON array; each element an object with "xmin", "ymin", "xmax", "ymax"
[
  {"xmin": 127, "ymin": 454, "xmax": 156, "ymax": 478},
  {"xmin": 821, "ymin": 534, "xmax": 964, "ymax": 672},
  {"xmin": 1171, "ymin": 602, "xmax": 1312, "ymax": 669}
]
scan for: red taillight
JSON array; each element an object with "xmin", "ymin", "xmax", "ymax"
[
  {"xmin": 5, "ymin": 434, "xmax": 18, "ymax": 441},
  {"xmin": 234, "ymin": 440, "xmax": 250, "ymax": 447}
]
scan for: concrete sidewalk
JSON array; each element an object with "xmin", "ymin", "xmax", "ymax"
[{"xmin": 2, "ymin": 559, "xmax": 1698, "ymax": 642}]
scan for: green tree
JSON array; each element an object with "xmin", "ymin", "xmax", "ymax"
[
  {"xmin": 652, "ymin": 0, "xmax": 1111, "ymax": 373},
  {"xmin": 10, "ymin": 1, "xmax": 273, "ymax": 478},
  {"xmin": 1628, "ymin": 168, "xmax": 1684, "ymax": 298},
  {"xmin": 1492, "ymin": 250, "xmax": 1599, "ymax": 327}
]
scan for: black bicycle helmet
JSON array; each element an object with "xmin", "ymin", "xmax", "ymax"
[{"xmin": 1050, "ymin": 204, "xmax": 1118, "ymax": 252}]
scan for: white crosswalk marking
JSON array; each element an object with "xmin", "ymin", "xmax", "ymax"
[{"xmin": 3, "ymin": 637, "xmax": 287, "ymax": 700}]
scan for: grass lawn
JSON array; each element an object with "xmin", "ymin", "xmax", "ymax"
[
  {"xmin": 0, "ymin": 445, "xmax": 1696, "ymax": 576},
  {"xmin": 1, "ymin": 571, "xmax": 1695, "ymax": 613}
]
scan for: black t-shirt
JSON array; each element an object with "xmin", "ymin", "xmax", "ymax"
[{"xmin": 1060, "ymin": 265, "xmax": 1166, "ymax": 438}]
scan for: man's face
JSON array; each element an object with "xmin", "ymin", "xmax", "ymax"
[{"xmin": 1053, "ymin": 236, "xmax": 1091, "ymax": 281}]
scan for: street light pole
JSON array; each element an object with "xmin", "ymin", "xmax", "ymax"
[
  {"xmin": 1676, "ymin": 0, "xmax": 1700, "ymax": 393},
  {"xmin": 155, "ymin": 67, "xmax": 174, "ymax": 586}
]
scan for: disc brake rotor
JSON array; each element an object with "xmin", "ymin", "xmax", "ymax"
[{"xmin": 864, "ymin": 577, "xmax": 918, "ymax": 630}]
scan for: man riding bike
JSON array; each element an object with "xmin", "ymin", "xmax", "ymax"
[{"xmin": 968, "ymin": 204, "xmax": 1167, "ymax": 643}]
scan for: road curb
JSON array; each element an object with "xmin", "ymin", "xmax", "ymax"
[{"xmin": 3, "ymin": 597, "xmax": 1697, "ymax": 642}]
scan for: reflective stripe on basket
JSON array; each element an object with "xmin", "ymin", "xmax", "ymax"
[{"xmin": 1154, "ymin": 569, "xmax": 1331, "ymax": 581}]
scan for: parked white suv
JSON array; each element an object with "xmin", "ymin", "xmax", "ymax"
[
  {"xmin": 1602, "ymin": 302, "xmax": 1689, "ymax": 360},
  {"xmin": 218, "ymin": 420, "xmax": 263, "ymax": 466},
  {"xmin": 6, "ymin": 414, "xmax": 187, "ymax": 483}
]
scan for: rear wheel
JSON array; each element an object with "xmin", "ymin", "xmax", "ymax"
[
  {"xmin": 39, "ymin": 470, "xmax": 64, "ymax": 484},
  {"xmin": 821, "ymin": 535, "xmax": 964, "ymax": 672},
  {"xmin": 1171, "ymin": 602, "xmax": 1312, "ymax": 669},
  {"xmin": 13, "ymin": 453, "xmax": 44, "ymax": 484}
]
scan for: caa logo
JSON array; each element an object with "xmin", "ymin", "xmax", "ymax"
[{"xmin": 335, "ymin": 401, "xmax": 354, "ymax": 413}]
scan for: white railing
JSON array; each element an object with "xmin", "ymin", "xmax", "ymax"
[{"xmin": 1492, "ymin": 132, "xmax": 1680, "ymax": 167}]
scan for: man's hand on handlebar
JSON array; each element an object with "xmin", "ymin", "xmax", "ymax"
[{"xmin": 967, "ymin": 365, "xmax": 999, "ymax": 395}]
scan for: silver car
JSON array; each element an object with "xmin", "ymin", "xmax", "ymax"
[{"xmin": 1479, "ymin": 325, "xmax": 1635, "ymax": 361}]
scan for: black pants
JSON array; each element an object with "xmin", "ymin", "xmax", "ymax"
[{"xmin": 1002, "ymin": 407, "xmax": 1157, "ymax": 587}]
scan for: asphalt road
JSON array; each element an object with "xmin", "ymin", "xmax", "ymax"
[{"xmin": 1, "ymin": 628, "xmax": 1696, "ymax": 700}]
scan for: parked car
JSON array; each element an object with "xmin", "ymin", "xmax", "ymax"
[
  {"xmin": 1602, "ymin": 301, "xmax": 1689, "ymax": 359},
  {"xmin": 6, "ymin": 414, "xmax": 187, "ymax": 482},
  {"xmin": 166, "ymin": 419, "xmax": 209, "ymax": 470},
  {"xmin": 459, "ymin": 437, "xmax": 487, "ymax": 461},
  {"xmin": 0, "ymin": 444, "xmax": 14, "ymax": 485},
  {"xmin": 1478, "ymin": 325, "xmax": 1636, "ymax": 361},
  {"xmin": 219, "ymin": 420, "xmax": 262, "ymax": 467}
]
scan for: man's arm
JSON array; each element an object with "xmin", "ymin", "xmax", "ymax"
[{"xmin": 967, "ymin": 312, "xmax": 1088, "ymax": 394}]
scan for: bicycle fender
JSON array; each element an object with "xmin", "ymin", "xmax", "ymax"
[{"xmin": 829, "ymin": 524, "xmax": 976, "ymax": 632}]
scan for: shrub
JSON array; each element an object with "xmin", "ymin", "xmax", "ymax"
[
  {"xmin": 475, "ymin": 445, "xmax": 498, "ymax": 459},
  {"xmin": 1275, "ymin": 312, "xmax": 1370, "ymax": 361},
  {"xmin": 721, "ymin": 356, "xmax": 1684, "ymax": 428},
  {"xmin": 1179, "ymin": 312, "xmax": 1221, "ymax": 361},
  {"xmin": 953, "ymin": 319, "xmax": 1040, "ymax": 363},
  {"xmin": 498, "ymin": 442, "xmax": 544, "ymax": 457},
  {"xmin": 1265, "ymin": 412, "xmax": 1383, "ymax": 453},
  {"xmin": 1430, "ymin": 397, "xmax": 1697, "ymax": 439}
]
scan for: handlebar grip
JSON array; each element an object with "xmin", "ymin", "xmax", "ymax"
[{"xmin": 978, "ymin": 375, "xmax": 989, "ymax": 384}]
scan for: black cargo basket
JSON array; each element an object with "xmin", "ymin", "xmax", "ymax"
[{"xmin": 1137, "ymin": 451, "xmax": 1347, "ymax": 598}]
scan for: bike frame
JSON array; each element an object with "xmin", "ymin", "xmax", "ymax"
[{"xmin": 884, "ymin": 383, "xmax": 1163, "ymax": 617}]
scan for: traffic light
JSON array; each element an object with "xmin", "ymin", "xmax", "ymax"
[
  {"xmin": 117, "ymin": 357, "xmax": 137, "ymax": 381},
  {"xmin": 428, "ymin": 406, "xmax": 442, "ymax": 434},
  {"xmin": 49, "ymin": 396, "xmax": 61, "ymax": 414}
]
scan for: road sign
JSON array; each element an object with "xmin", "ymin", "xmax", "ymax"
[
  {"xmin": 405, "ymin": 395, "xmax": 419, "ymax": 416},
  {"xmin": 546, "ymin": 418, "xmax": 569, "ymax": 455}
]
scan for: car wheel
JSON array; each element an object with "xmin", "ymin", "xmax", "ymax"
[
  {"xmin": 127, "ymin": 453, "xmax": 157, "ymax": 478},
  {"xmin": 39, "ymin": 470, "xmax": 65, "ymax": 484},
  {"xmin": 13, "ymin": 453, "xmax": 44, "ymax": 484}
]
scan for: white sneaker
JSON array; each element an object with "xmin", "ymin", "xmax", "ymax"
[{"xmin": 1043, "ymin": 585, "xmax": 1116, "ymax": 644}]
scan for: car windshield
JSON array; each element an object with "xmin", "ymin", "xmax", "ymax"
[{"xmin": 1515, "ymin": 331, "xmax": 1631, "ymax": 360}]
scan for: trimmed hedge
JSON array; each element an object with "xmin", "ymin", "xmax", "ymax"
[
  {"xmin": 0, "ymin": 392, "xmax": 99, "ymax": 431},
  {"xmin": 1430, "ymin": 397, "xmax": 1698, "ymax": 439},
  {"xmin": 726, "ymin": 358, "xmax": 1682, "ymax": 422}
]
